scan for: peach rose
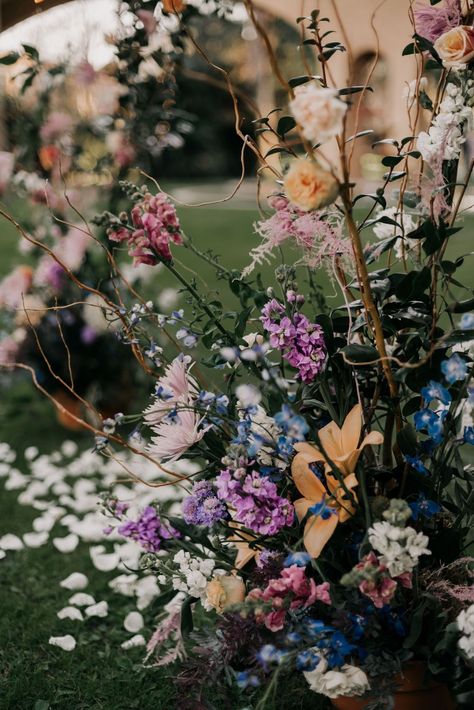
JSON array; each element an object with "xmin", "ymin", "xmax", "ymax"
[
  {"xmin": 163, "ymin": 0, "xmax": 185, "ymax": 12},
  {"xmin": 284, "ymin": 159, "xmax": 339, "ymax": 211},
  {"xmin": 206, "ymin": 575, "xmax": 246, "ymax": 614},
  {"xmin": 289, "ymin": 84, "xmax": 346, "ymax": 145},
  {"xmin": 434, "ymin": 26, "xmax": 474, "ymax": 68}
]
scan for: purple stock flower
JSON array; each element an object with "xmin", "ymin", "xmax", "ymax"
[
  {"xmin": 118, "ymin": 506, "xmax": 179, "ymax": 552},
  {"xmin": 260, "ymin": 299, "xmax": 326, "ymax": 383},
  {"xmin": 182, "ymin": 480, "xmax": 228, "ymax": 527},
  {"xmin": 215, "ymin": 468, "xmax": 294, "ymax": 536},
  {"xmin": 414, "ymin": 0, "xmax": 461, "ymax": 44}
]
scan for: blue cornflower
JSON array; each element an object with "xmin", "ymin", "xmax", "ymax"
[
  {"xmin": 464, "ymin": 426, "xmax": 474, "ymax": 445},
  {"xmin": 274, "ymin": 405, "xmax": 309, "ymax": 441},
  {"xmin": 404, "ymin": 455, "xmax": 429, "ymax": 476},
  {"xmin": 428, "ymin": 411, "xmax": 447, "ymax": 445},
  {"xmin": 309, "ymin": 496, "xmax": 337, "ymax": 520},
  {"xmin": 284, "ymin": 551, "xmax": 311, "ymax": 568},
  {"xmin": 296, "ymin": 649, "xmax": 320, "ymax": 672},
  {"xmin": 421, "ymin": 380, "xmax": 452, "ymax": 406},
  {"xmin": 235, "ymin": 671, "xmax": 260, "ymax": 689},
  {"xmin": 409, "ymin": 494, "xmax": 441, "ymax": 521},
  {"xmin": 232, "ymin": 420, "xmax": 251, "ymax": 445},
  {"xmin": 441, "ymin": 353, "xmax": 468, "ymax": 384},
  {"xmin": 460, "ymin": 313, "xmax": 474, "ymax": 330}
]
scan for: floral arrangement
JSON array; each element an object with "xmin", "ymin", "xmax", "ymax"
[{"xmin": 2, "ymin": 1, "xmax": 474, "ymax": 708}]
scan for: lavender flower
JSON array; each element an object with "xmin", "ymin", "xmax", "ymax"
[
  {"xmin": 414, "ymin": 0, "xmax": 461, "ymax": 44},
  {"xmin": 216, "ymin": 468, "xmax": 294, "ymax": 536},
  {"xmin": 261, "ymin": 299, "xmax": 326, "ymax": 383},
  {"xmin": 182, "ymin": 481, "xmax": 228, "ymax": 527},
  {"xmin": 118, "ymin": 506, "xmax": 179, "ymax": 552}
]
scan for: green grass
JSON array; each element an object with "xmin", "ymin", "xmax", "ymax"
[{"xmin": 0, "ymin": 202, "xmax": 472, "ymax": 709}]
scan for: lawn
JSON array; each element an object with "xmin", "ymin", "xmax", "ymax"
[{"xmin": 0, "ymin": 200, "xmax": 471, "ymax": 710}]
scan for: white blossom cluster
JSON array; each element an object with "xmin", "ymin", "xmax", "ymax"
[
  {"xmin": 304, "ymin": 657, "xmax": 370, "ymax": 698},
  {"xmin": 457, "ymin": 604, "xmax": 474, "ymax": 660},
  {"xmin": 368, "ymin": 521, "xmax": 431, "ymax": 577},
  {"xmin": 417, "ymin": 81, "xmax": 474, "ymax": 166},
  {"xmin": 169, "ymin": 549, "xmax": 223, "ymax": 608}
]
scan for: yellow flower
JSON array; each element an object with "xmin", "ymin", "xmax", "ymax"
[
  {"xmin": 291, "ymin": 405, "xmax": 383, "ymax": 558},
  {"xmin": 206, "ymin": 574, "xmax": 246, "ymax": 613},
  {"xmin": 284, "ymin": 159, "xmax": 339, "ymax": 211}
]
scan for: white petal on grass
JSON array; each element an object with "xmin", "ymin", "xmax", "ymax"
[
  {"xmin": 24, "ymin": 446, "xmax": 39, "ymax": 461},
  {"xmin": 0, "ymin": 550, "xmax": 6, "ymax": 560},
  {"xmin": 109, "ymin": 573, "xmax": 138, "ymax": 597},
  {"xmin": 23, "ymin": 531, "xmax": 49, "ymax": 548},
  {"xmin": 121, "ymin": 634, "xmax": 146, "ymax": 650},
  {"xmin": 69, "ymin": 592, "xmax": 96, "ymax": 607},
  {"xmin": 4, "ymin": 470, "xmax": 28, "ymax": 490},
  {"xmin": 53, "ymin": 533, "xmax": 79, "ymax": 553},
  {"xmin": 85, "ymin": 601, "xmax": 109, "ymax": 618},
  {"xmin": 123, "ymin": 611, "xmax": 144, "ymax": 633},
  {"xmin": 33, "ymin": 516, "xmax": 56, "ymax": 533},
  {"xmin": 49, "ymin": 635, "xmax": 76, "ymax": 651},
  {"xmin": 57, "ymin": 606, "xmax": 84, "ymax": 621},
  {"xmin": 61, "ymin": 440, "xmax": 78, "ymax": 457},
  {"xmin": 90, "ymin": 545, "xmax": 121, "ymax": 572},
  {"xmin": 0, "ymin": 533, "xmax": 24, "ymax": 551},
  {"xmin": 60, "ymin": 573, "xmax": 89, "ymax": 590}
]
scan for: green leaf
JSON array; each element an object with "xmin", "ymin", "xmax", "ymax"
[
  {"xmin": 180, "ymin": 596, "xmax": 195, "ymax": 637},
  {"xmin": 0, "ymin": 52, "xmax": 20, "ymax": 65},
  {"xmin": 338, "ymin": 85, "xmax": 372, "ymax": 96},
  {"xmin": 419, "ymin": 90, "xmax": 433, "ymax": 110},
  {"xmin": 447, "ymin": 297, "xmax": 474, "ymax": 313},
  {"xmin": 403, "ymin": 601, "xmax": 427, "ymax": 649},
  {"xmin": 381, "ymin": 155, "xmax": 403, "ymax": 168},
  {"xmin": 277, "ymin": 115, "xmax": 296, "ymax": 136},
  {"xmin": 345, "ymin": 129, "xmax": 374, "ymax": 144},
  {"xmin": 22, "ymin": 44, "xmax": 39, "ymax": 60},
  {"xmin": 34, "ymin": 702, "xmax": 50, "ymax": 710},
  {"xmin": 439, "ymin": 330, "xmax": 474, "ymax": 347},
  {"xmin": 264, "ymin": 145, "xmax": 292, "ymax": 158},
  {"xmin": 340, "ymin": 344, "xmax": 379, "ymax": 365},
  {"xmin": 288, "ymin": 75, "xmax": 319, "ymax": 88},
  {"xmin": 395, "ymin": 267, "xmax": 431, "ymax": 301},
  {"xmin": 403, "ymin": 396, "xmax": 422, "ymax": 417},
  {"xmin": 397, "ymin": 423, "xmax": 418, "ymax": 455}
]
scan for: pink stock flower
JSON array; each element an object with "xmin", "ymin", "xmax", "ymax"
[
  {"xmin": 109, "ymin": 192, "xmax": 182, "ymax": 266},
  {"xmin": 247, "ymin": 566, "xmax": 331, "ymax": 631},
  {"xmin": 414, "ymin": 0, "xmax": 461, "ymax": 44}
]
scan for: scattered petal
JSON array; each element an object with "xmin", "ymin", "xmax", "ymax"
[
  {"xmin": 23, "ymin": 531, "xmax": 49, "ymax": 548},
  {"xmin": 124, "ymin": 611, "xmax": 144, "ymax": 633},
  {"xmin": 53, "ymin": 534, "xmax": 79, "ymax": 553},
  {"xmin": 85, "ymin": 601, "xmax": 109, "ymax": 618},
  {"xmin": 57, "ymin": 606, "xmax": 84, "ymax": 621},
  {"xmin": 69, "ymin": 593, "xmax": 96, "ymax": 607},
  {"xmin": 121, "ymin": 634, "xmax": 146, "ymax": 650},
  {"xmin": 48, "ymin": 635, "xmax": 76, "ymax": 651},
  {"xmin": 60, "ymin": 573, "xmax": 89, "ymax": 591},
  {"xmin": 0, "ymin": 533, "xmax": 24, "ymax": 551}
]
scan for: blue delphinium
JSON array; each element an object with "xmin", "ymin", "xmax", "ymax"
[
  {"xmin": 421, "ymin": 380, "xmax": 451, "ymax": 405},
  {"xmin": 284, "ymin": 551, "xmax": 311, "ymax": 568},
  {"xmin": 441, "ymin": 353, "xmax": 468, "ymax": 384},
  {"xmin": 296, "ymin": 648, "xmax": 320, "ymax": 671},
  {"xmin": 464, "ymin": 426, "xmax": 474, "ymax": 445},
  {"xmin": 404, "ymin": 455, "xmax": 430, "ymax": 476},
  {"xmin": 409, "ymin": 493, "xmax": 441, "ymax": 520},
  {"xmin": 460, "ymin": 313, "xmax": 474, "ymax": 330},
  {"xmin": 235, "ymin": 671, "xmax": 260, "ymax": 690}
]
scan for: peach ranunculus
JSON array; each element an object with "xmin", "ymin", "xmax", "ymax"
[
  {"xmin": 434, "ymin": 26, "xmax": 474, "ymax": 68},
  {"xmin": 283, "ymin": 159, "xmax": 339, "ymax": 212},
  {"xmin": 206, "ymin": 574, "xmax": 246, "ymax": 613},
  {"xmin": 163, "ymin": 0, "xmax": 185, "ymax": 12},
  {"xmin": 289, "ymin": 84, "xmax": 347, "ymax": 145},
  {"xmin": 291, "ymin": 405, "xmax": 384, "ymax": 558}
]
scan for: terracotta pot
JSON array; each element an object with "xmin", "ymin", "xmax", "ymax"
[
  {"xmin": 331, "ymin": 662, "xmax": 455, "ymax": 710},
  {"xmin": 54, "ymin": 391, "xmax": 85, "ymax": 431}
]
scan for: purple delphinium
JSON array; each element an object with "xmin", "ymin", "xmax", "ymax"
[
  {"xmin": 216, "ymin": 468, "xmax": 294, "ymax": 536},
  {"xmin": 414, "ymin": 0, "xmax": 461, "ymax": 43},
  {"xmin": 260, "ymin": 299, "xmax": 326, "ymax": 383},
  {"xmin": 118, "ymin": 506, "xmax": 179, "ymax": 552},
  {"xmin": 182, "ymin": 480, "xmax": 229, "ymax": 527}
]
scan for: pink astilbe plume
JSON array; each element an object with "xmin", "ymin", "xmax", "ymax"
[
  {"xmin": 243, "ymin": 196, "xmax": 351, "ymax": 278},
  {"xmin": 148, "ymin": 409, "xmax": 208, "ymax": 462},
  {"xmin": 414, "ymin": 0, "xmax": 462, "ymax": 43}
]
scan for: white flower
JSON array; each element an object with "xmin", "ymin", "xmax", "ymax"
[
  {"xmin": 60, "ymin": 573, "xmax": 89, "ymax": 590},
  {"xmin": 304, "ymin": 657, "xmax": 370, "ymax": 698},
  {"xmin": 124, "ymin": 611, "xmax": 144, "ymax": 633},
  {"xmin": 418, "ymin": 82, "xmax": 472, "ymax": 166},
  {"xmin": 368, "ymin": 522, "xmax": 430, "ymax": 576},
  {"xmin": 49, "ymin": 635, "xmax": 77, "ymax": 652},
  {"xmin": 457, "ymin": 605, "xmax": 474, "ymax": 636},
  {"xmin": 403, "ymin": 77, "xmax": 428, "ymax": 102},
  {"xmin": 85, "ymin": 601, "xmax": 109, "ymax": 618},
  {"xmin": 236, "ymin": 384, "xmax": 262, "ymax": 408},
  {"xmin": 289, "ymin": 83, "xmax": 346, "ymax": 144},
  {"xmin": 57, "ymin": 606, "xmax": 84, "ymax": 621}
]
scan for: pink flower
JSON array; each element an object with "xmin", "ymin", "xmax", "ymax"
[
  {"xmin": 143, "ymin": 355, "xmax": 199, "ymax": 428},
  {"xmin": 40, "ymin": 112, "xmax": 74, "ymax": 142},
  {"xmin": 414, "ymin": 0, "xmax": 461, "ymax": 44},
  {"xmin": 0, "ymin": 151, "xmax": 14, "ymax": 194},
  {"xmin": 0, "ymin": 266, "xmax": 33, "ymax": 310},
  {"xmin": 0, "ymin": 335, "xmax": 20, "ymax": 366},
  {"xmin": 147, "ymin": 409, "xmax": 208, "ymax": 462},
  {"xmin": 136, "ymin": 9, "xmax": 157, "ymax": 36},
  {"xmin": 355, "ymin": 552, "xmax": 398, "ymax": 609}
]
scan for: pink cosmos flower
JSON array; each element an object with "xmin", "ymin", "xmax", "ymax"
[
  {"xmin": 147, "ymin": 409, "xmax": 208, "ymax": 462},
  {"xmin": 414, "ymin": 0, "xmax": 461, "ymax": 43}
]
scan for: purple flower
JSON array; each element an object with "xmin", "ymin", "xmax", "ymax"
[
  {"xmin": 414, "ymin": 0, "xmax": 461, "ymax": 43},
  {"xmin": 260, "ymin": 299, "xmax": 326, "ymax": 384},
  {"xmin": 118, "ymin": 506, "xmax": 179, "ymax": 552},
  {"xmin": 182, "ymin": 481, "xmax": 228, "ymax": 527},
  {"xmin": 216, "ymin": 468, "xmax": 294, "ymax": 536}
]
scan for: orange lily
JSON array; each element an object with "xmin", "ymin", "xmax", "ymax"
[
  {"xmin": 228, "ymin": 522, "xmax": 262, "ymax": 569},
  {"xmin": 291, "ymin": 405, "xmax": 383, "ymax": 558}
]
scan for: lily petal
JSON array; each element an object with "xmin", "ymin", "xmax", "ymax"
[
  {"xmin": 292, "ymin": 453, "xmax": 327, "ymax": 500},
  {"xmin": 303, "ymin": 513, "xmax": 339, "ymax": 558},
  {"xmin": 340, "ymin": 404, "xmax": 362, "ymax": 453},
  {"xmin": 294, "ymin": 497, "xmax": 314, "ymax": 522},
  {"xmin": 317, "ymin": 421, "xmax": 344, "ymax": 461}
]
